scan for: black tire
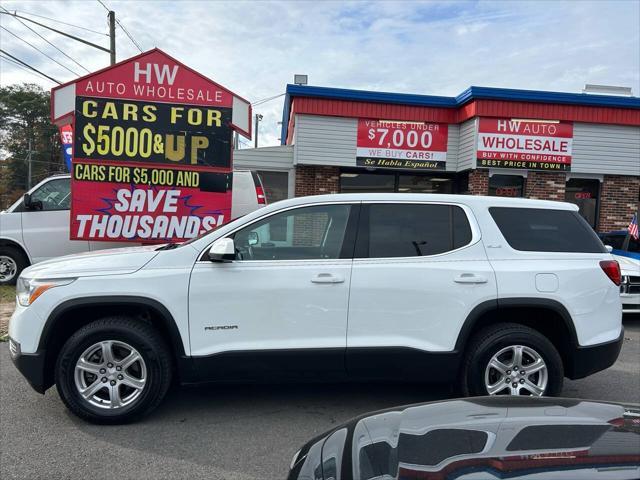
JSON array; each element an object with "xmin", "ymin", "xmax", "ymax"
[
  {"xmin": 461, "ymin": 323, "xmax": 563, "ymax": 397},
  {"xmin": 0, "ymin": 245, "xmax": 29, "ymax": 285},
  {"xmin": 55, "ymin": 316, "xmax": 172, "ymax": 424}
]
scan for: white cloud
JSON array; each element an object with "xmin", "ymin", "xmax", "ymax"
[{"xmin": 1, "ymin": 0, "xmax": 638, "ymax": 147}]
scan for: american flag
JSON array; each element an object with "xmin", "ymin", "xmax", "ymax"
[{"xmin": 629, "ymin": 213, "xmax": 639, "ymax": 240}]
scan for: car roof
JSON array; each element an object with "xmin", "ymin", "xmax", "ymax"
[
  {"xmin": 33, "ymin": 177, "xmax": 579, "ymax": 212},
  {"xmin": 265, "ymin": 193, "xmax": 578, "ymax": 211}
]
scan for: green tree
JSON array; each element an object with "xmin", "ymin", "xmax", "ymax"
[{"xmin": 0, "ymin": 83, "xmax": 63, "ymax": 208}]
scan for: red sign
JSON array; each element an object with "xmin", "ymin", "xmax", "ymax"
[
  {"xmin": 71, "ymin": 162, "xmax": 230, "ymax": 241},
  {"xmin": 51, "ymin": 49, "xmax": 248, "ymax": 243},
  {"xmin": 575, "ymin": 192, "xmax": 592, "ymax": 199},
  {"xmin": 477, "ymin": 118, "xmax": 573, "ymax": 171},
  {"xmin": 75, "ymin": 50, "xmax": 233, "ymax": 107},
  {"xmin": 356, "ymin": 119, "xmax": 448, "ymax": 170}
]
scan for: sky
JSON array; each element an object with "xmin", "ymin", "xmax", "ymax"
[{"xmin": 1, "ymin": 0, "xmax": 638, "ymax": 147}]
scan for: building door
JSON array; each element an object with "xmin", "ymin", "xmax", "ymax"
[
  {"xmin": 565, "ymin": 178, "xmax": 600, "ymax": 228},
  {"xmin": 489, "ymin": 174, "xmax": 525, "ymax": 197}
]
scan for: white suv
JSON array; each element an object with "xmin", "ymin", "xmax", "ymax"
[
  {"xmin": 0, "ymin": 171, "xmax": 266, "ymax": 285},
  {"xmin": 8, "ymin": 193, "xmax": 623, "ymax": 424}
]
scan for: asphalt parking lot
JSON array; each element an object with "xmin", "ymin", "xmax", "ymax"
[{"xmin": 1, "ymin": 317, "xmax": 638, "ymax": 480}]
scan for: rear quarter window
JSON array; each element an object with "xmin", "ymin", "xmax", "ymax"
[{"xmin": 489, "ymin": 207, "xmax": 606, "ymax": 253}]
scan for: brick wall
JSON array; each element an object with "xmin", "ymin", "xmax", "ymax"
[
  {"xmin": 524, "ymin": 171, "xmax": 566, "ymax": 200},
  {"xmin": 598, "ymin": 175, "xmax": 640, "ymax": 232},
  {"xmin": 294, "ymin": 165, "xmax": 340, "ymax": 197},
  {"xmin": 468, "ymin": 170, "xmax": 489, "ymax": 195}
]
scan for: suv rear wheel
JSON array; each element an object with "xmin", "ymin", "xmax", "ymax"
[
  {"xmin": 462, "ymin": 323, "xmax": 563, "ymax": 397},
  {"xmin": 55, "ymin": 316, "xmax": 172, "ymax": 424}
]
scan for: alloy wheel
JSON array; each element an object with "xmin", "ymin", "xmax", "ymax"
[
  {"xmin": 74, "ymin": 340, "xmax": 147, "ymax": 409},
  {"xmin": 484, "ymin": 344, "xmax": 548, "ymax": 396}
]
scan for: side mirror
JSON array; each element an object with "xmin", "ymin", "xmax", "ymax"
[
  {"xmin": 23, "ymin": 193, "xmax": 42, "ymax": 211},
  {"xmin": 247, "ymin": 231, "xmax": 259, "ymax": 246},
  {"xmin": 208, "ymin": 238, "xmax": 236, "ymax": 262},
  {"xmin": 605, "ymin": 245, "xmax": 613, "ymax": 253}
]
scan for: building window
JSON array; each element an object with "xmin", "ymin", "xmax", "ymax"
[
  {"xmin": 565, "ymin": 178, "xmax": 600, "ymax": 228},
  {"xmin": 256, "ymin": 170, "xmax": 289, "ymax": 203},
  {"xmin": 397, "ymin": 175, "xmax": 453, "ymax": 193},
  {"xmin": 340, "ymin": 169, "xmax": 455, "ymax": 194},
  {"xmin": 489, "ymin": 175, "xmax": 525, "ymax": 198},
  {"xmin": 340, "ymin": 172, "xmax": 395, "ymax": 192}
]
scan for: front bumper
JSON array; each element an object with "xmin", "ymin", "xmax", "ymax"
[
  {"xmin": 8, "ymin": 338, "xmax": 48, "ymax": 394},
  {"xmin": 620, "ymin": 293, "xmax": 640, "ymax": 314},
  {"xmin": 620, "ymin": 275, "xmax": 640, "ymax": 314},
  {"xmin": 565, "ymin": 330, "xmax": 624, "ymax": 380}
]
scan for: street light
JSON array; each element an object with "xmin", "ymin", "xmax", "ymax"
[{"xmin": 254, "ymin": 114, "xmax": 263, "ymax": 148}]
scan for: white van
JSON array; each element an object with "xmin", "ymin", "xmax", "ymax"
[{"xmin": 0, "ymin": 171, "xmax": 266, "ymax": 284}]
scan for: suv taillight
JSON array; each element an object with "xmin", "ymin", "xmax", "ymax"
[
  {"xmin": 256, "ymin": 186, "xmax": 266, "ymax": 205},
  {"xmin": 600, "ymin": 260, "xmax": 621, "ymax": 286}
]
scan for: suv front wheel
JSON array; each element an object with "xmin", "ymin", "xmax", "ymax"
[
  {"xmin": 462, "ymin": 323, "xmax": 563, "ymax": 397},
  {"xmin": 55, "ymin": 316, "xmax": 172, "ymax": 424}
]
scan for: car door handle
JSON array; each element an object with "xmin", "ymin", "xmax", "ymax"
[
  {"xmin": 311, "ymin": 273, "xmax": 345, "ymax": 284},
  {"xmin": 454, "ymin": 273, "xmax": 488, "ymax": 284}
]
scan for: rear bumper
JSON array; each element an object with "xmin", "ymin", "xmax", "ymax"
[
  {"xmin": 8, "ymin": 338, "xmax": 48, "ymax": 394},
  {"xmin": 565, "ymin": 330, "xmax": 624, "ymax": 380}
]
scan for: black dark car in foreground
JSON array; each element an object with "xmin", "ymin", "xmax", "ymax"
[{"xmin": 288, "ymin": 397, "xmax": 640, "ymax": 480}]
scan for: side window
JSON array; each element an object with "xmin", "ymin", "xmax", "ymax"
[
  {"xmin": 361, "ymin": 204, "xmax": 472, "ymax": 258},
  {"xmin": 232, "ymin": 204, "xmax": 352, "ymax": 261},
  {"xmin": 28, "ymin": 178, "xmax": 71, "ymax": 211},
  {"xmin": 489, "ymin": 207, "xmax": 606, "ymax": 253}
]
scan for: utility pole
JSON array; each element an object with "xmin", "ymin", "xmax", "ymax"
[
  {"xmin": 254, "ymin": 114, "xmax": 263, "ymax": 148},
  {"xmin": 0, "ymin": 11, "xmax": 114, "ymax": 66},
  {"xmin": 108, "ymin": 10, "xmax": 116, "ymax": 65}
]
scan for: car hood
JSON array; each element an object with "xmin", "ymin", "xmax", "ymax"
[
  {"xmin": 614, "ymin": 254, "xmax": 640, "ymax": 275},
  {"xmin": 289, "ymin": 397, "xmax": 640, "ymax": 480},
  {"xmin": 21, "ymin": 245, "xmax": 161, "ymax": 279}
]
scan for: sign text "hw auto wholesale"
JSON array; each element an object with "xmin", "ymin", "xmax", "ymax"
[
  {"xmin": 477, "ymin": 118, "xmax": 573, "ymax": 171},
  {"xmin": 59, "ymin": 49, "xmax": 245, "ymax": 243}
]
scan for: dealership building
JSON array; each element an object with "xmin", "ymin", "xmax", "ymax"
[{"xmin": 235, "ymin": 84, "xmax": 640, "ymax": 232}]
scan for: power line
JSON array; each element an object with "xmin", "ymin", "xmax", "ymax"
[
  {"xmin": 15, "ymin": 10, "xmax": 108, "ymax": 36},
  {"xmin": 0, "ymin": 53, "xmax": 49, "ymax": 81},
  {"xmin": 238, "ymin": 138, "xmax": 253, "ymax": 149},
  {"xmin": 0, "ymin": 49, "xmax": 61, "ymax": 84},
  {"xmin": 0, "ymin": 5, "xmax": 91, "ymax": 73},
  {"xmin": 251, "ymin": 92, "xmax": 285, "ymax": 106},
  {"xmin": 0, "ymin": 10, "xmax": 110, "ymax": 53},
  {"xmin": 96, "ymin": 0, "xmax": 110, "ymax": 12},
  {"xmin": 0, "ymin": 25, "xmax": 81, "ymax": 77},
  {"xmin": 96, "ymin": 0, "xmax": 143, "ymax": 52},
  {"xmin": 116, "ymin": 19, "xmax": 143, "ymax": 52}
]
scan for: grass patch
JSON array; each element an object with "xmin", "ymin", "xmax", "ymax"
[
  {"xmin": 0, "ymin": 285, "xmax": 15, "ymax": 340},
  {"xmin": 0, "ymin": 285, "xmax": 16, "ymax": 303}
]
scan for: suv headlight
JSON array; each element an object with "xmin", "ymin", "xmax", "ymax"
[{"xmin": 16, "ymin": 277, "xmax": 76, "ymax": 306}]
